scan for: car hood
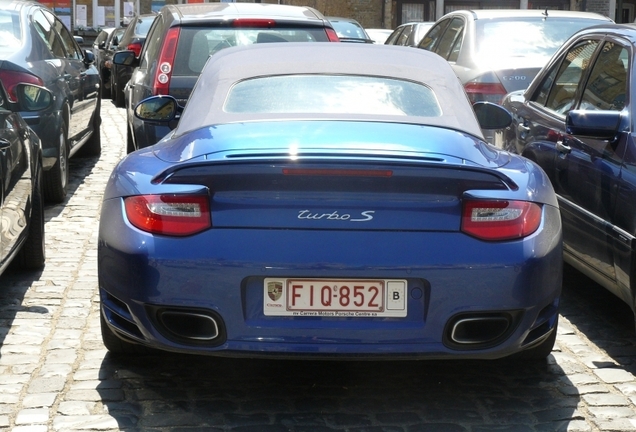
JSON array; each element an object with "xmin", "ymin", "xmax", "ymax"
[{"xmin": 152, "ymin": 121, "xmax": 512, "ymax": 168}]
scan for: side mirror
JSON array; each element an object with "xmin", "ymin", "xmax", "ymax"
[
  {"xmin": 113, "ymin": 50, "xmax": 138, "ymax": 67},
  {"xmin": 135, "ymin": 96, "xmax": 180, "ymax": 122},
  {"xmin": 473, "ymin": 101, "xmax": 513, "ymax": 130},
  {"xmin": 83, "ymin": 49, "xmax": 95, "ymax": 65},
  {"xmin": 15, "ymin": 84, "xmax": 53, "ymax": 111},
  {"xmin": 566, "ymin": 110, "xmax": 621, "ymax": 139},
  {"xmin": 98, "ymin": 41, "xmax": 106, "ymax": 49}
]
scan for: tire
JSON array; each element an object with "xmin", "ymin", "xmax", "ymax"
[
  {"xmin": 77, "ymin": 101, "xmax": 102, "ymax": 157},
  {"xmin": 16, "ymin": 167, "xmax": 45, "ymax": 269},
  {"xmin": 126, "ymin": 127, "xmax": 135, "ymax": 154},
  {"xmin": 509, "ymin": 318, "xmax": 558, "ymax": 360},
  {"xmin": 43, "ymin": 121, "xmax": 69, "ymax": 203},
  {"xmin": 100, "ymin": 308, "xmax": 151, "ymax": 355}
]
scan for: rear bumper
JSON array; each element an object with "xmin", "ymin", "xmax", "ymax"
[{"xmin": 98, "ymin": 200, "xmax": 562, "ymax": 359}]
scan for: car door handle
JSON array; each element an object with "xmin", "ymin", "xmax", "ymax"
[{"xmin": 555, "ymin": 140, "xmax": 571, "ymax": 154}]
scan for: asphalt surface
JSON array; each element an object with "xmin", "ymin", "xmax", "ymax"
[{"xmin": 1, "ymin": 102, "xmax": 636, "ymax": 431}]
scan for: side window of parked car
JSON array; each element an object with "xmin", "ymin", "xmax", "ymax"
[
  {"xmin": 396, "ymin": 25, "xmax": 412, "ymax": 46},
  {"xmin": 46, "ymin": 12, "xmax": 82, "ymax": 60},
  {"xmin": 385, "ymin": 28, "xmax": 403, "ymax": 45},
  {"xmin": 579, "ymin": 42, "xmax": 629, "ymax": 111},
  {"xmin": 434, "ymin": 18, "xmax": 464, "ymax": 61},
  {"xmin": 140, "ymin": 15, "xmax": 165, "ymax": 69},
  {"xmin": 418, "ymin": 18, "xmax": 450, "ymax": 51},
  {"xmin": 540, "ymin": 39, "xmax": 600, "ymax": 115},
  {"xmin": 31, "ymin": 9, "xmax": 65, "ymax": 58}
]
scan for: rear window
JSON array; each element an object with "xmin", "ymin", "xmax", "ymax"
[
  {"xmin": 475, "ymin": 17, "xmax": 606, "ymax": 62},
  {"xmin": 0, "ymin": 10, "xmax": 21, "ymax": 51},
  {"xmin": 224, "ymin": 75, "xmax": 442, "ymax": 117},
  {"xmin": 173, "ymin": 27, "xmax": 329, "ymax": 75}
]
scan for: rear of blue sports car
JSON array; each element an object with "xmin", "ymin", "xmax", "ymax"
[{"xmin": 98, "ymin": 120, "xmax": 562, "ymax": 360}]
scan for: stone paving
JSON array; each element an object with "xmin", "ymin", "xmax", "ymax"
[{"xmin": 1, "ymin": 102, "xmax": 636, "ymax": 431}]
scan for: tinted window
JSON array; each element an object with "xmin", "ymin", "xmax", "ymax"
[
  {"xmin": 140, "ymin": 14, "xmax": 165, "ymax": 69},
  {"xmin": 580, "ymin": 42, "xmax": 628, "ymax": 111},
  {"xmin": 224, "ymin": 75, "xmax": 442, "ymax": 117},
  {"xmin": 475, "ymin": 18, "xmax": 606, "ymax": 64},
  {"xmin": 32, "ymin": 9, "xmax": 65, "ymax": 58},
  {"xmin": 46, "ymin": 11, "xmax": 82, "ymax": 60},
  {"xmin": 173, "ymin": 27, "xmax": 331, "ymax": 75},
  {"xmin": 435, "ymin": 17, "xmax": 464, "ymax": 60},
  {"xmin": 396, "ymin": 25, "xmax": 412, "ymax": 46},
  {"xmin": 385, "ymin": 27, "xmax": 403, "ymax": 45},
  {"xmin": 417, "ymin": 18, "xmax": 449, "ymax": 50},
  {"xmin": 543, "ymin": 39, "xmax": 599, "ymax": 114}
]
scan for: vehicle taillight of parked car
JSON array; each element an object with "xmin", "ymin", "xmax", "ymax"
[
  {"xmin": 0, "ymin": 70, "xmax": 44, "ymax": 103},
  {"xmin": 464, "ymin": 81, "xmax": 508, "ymax": 105},
  {"xmin": 127, "ymin": 41, "xmax": 143, "ymax": 57},
  {"xmin": 152, "ymin": 27, "xmax": 180, "ymax": 96}
]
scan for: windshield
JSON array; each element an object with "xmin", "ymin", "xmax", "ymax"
[
  {"xmin": 224, "ymin": 75, "xmax": 442, "ymax": 117},
  {"xmin": 475, "ymin": 18, "xmax": 605, "ymax": 62}
]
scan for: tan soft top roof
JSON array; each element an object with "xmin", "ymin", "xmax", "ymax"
[{"xmin": 175, "ymin": 43, "xmax": 484, "ymax": 138}]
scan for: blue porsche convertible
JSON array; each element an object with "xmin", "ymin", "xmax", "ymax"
[{"xmin": 98, "ymin": 43, "xmax": 562, "ymax": 360}]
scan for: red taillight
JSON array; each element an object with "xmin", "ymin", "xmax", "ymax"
[
  {"xmin": 464, "ymin": 82, "xmax": 508, "ymax": 104},
  {"xmin": 232, "ymin": 18, "xmax": 276, "ymax": 28},
  {"xmin": 152, "ymin": 27, "xmax": 180, "ymax": 96},
  {"xmin": 127, "ymin": 41, "xmax": 143, "ymax": 57},
  {"xmin": 0, "ymin": 70, "xmax": 44, "ymax": 103},
  {"xmin": 282, "ymin": 168, "xmax": 392, "ymax": 177},
  {"xmin": 461, "ymin": 200, "xmax": 542, "ymax": 241},
  {"xmin": 124, "ymin": 194, "xmax": 211, "ymax": 236},
  {"xmin": 326, "ymin": 28, "xmax": 340, "ymax": 42}
]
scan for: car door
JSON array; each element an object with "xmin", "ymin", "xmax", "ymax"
[
  {"xmin": 517, "ymin": 37, "xmax": 629, "ymax": 288},
  {"xmin": 0, "ymin": 102, "xmax": 30, "ymax": 262}
]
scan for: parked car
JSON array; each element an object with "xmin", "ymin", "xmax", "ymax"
[
  {"xmin": 98, "ymin": 43, "xmax": 562, "ymax": 360},
  {"xmin": 0, "ymin": 0, "xmax": 102, "ymax": 203},
  {"xmin": 93, "ymin": 26, "xmax": 125, "ymax": 98},
  {"xmin": 0, "ymin": 81, "xmax": 49, "ymax": 273},
  {"xmin": 418, "ymin": 10, "xmax": 612, "ymax": 105},
  {"xmin": 500, "ymin": 23, "xmax": 636, "ymax": 322},
  {"xmin": 364, "ymin": 28, "xmax": 392, "ymax": 44},
  {"xmin": 114, "ymin": 2, "xmax": 339, "ymax": 153},
  {"xmin": 110, "ymin": 14, "xmax": 155, "ymax": 107},
  {"xmin": 385, "ymin": 22, "xmax": 433, "ymax": 47},
  {"xmin": 328, "ymin": 16, "xmax": 373, "ymax": 43}
]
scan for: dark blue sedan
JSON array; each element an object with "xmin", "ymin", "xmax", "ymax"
[
  {"xmin": 98, "ymin": 43, "xmax": 562, "ymax": 360},
  {"xmin": 500, "ymin": 23, "xmax": 636, "ymax": 325}
]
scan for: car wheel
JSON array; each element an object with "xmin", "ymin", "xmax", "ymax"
[
  {"xmin": 126, "ymin": 127, "xmax": 135, "ymax": 154},
  {"xmin": 16, "ymin": 167, "xmax": 45, "ymax": 269},
  {"xmin": 100, "ymin": 308, "xmax": 151, "ymax": 355},
  {"xmin": 43, "ymin": 121, "xmax": 69, "ymax": 203},
  {"xmin": 77, "ymin": 100, "xmax": 102, "ymax": 157},
  {"xmin": 509, "ymin": 318, "xmax": 558, "ymax": 361}
]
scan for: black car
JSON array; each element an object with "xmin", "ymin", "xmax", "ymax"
[
  {"xmin": 93, "ymin": 26, "xmax": 125, "ymax": 99},
  {"xmin": 0, "ymin": 0, "xmax": 101, "ymax": 203},
  {"xmin": 327, "ymin": 16, "xmax": 373, "ymax": 43},
  {"xmin": 499, "ymin": 23, "xmax": 636, "ymax": 322},
  {"xmin": 114, "ymin": 2, "xmax": 338, "ymax": 153},
  {"xmin": 0, "ymin": 81, "xmax": 49, "ymax": 273},
  {"xmin": 110, "ymin": 14, "xmax": 155, "ymax": 107}
]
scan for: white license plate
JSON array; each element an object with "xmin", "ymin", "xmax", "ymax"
[{"xmin": 263, "ymin": 278, "xmax": 407, "ymax": 317}]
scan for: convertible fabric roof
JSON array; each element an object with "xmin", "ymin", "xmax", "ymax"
[{"xmin": 175, "ymin": 43, "xmax": 485, "ymax": 138}]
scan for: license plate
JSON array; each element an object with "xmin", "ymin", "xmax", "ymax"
[{"xmin": 263, "ymin": 278, "xmax": 407, "ymax": 317}]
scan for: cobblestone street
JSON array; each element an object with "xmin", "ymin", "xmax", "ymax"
[{"xmin": 2, "ymin": 102, "xmax": 636, "ymax": 431}]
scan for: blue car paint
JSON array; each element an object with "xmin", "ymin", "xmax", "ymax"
[{"xmin": 99, "ymin": 120, "xmax": 562, "ymax": 359}]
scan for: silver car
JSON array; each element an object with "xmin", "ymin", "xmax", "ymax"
[{"xmin": 418, "ymin": 10, "xmax": 612, "ymax": 105}]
